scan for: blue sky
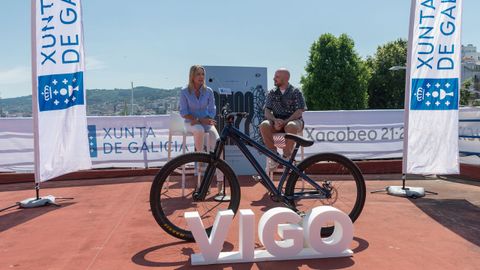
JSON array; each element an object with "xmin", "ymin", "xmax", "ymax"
[{"xmin": 1, "ymin": 0, "xmax": 479, "ymax": 98}]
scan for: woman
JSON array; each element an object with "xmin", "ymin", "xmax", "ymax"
[{"xmin": 179, "ymin": 65, "xmax": 219, "ymax": 152}]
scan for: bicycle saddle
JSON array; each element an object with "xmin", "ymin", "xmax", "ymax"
[{"xmin": 284, "ymin": 134, "xmax": 314, "ymax": 147}]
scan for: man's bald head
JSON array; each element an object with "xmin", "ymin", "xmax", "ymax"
[{"xmin": 274, "ymin": 68, "xmax": 290, "ymax": 89}]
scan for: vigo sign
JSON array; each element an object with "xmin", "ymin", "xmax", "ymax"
[{"xmin": 185, "ymin": 206, "xmax": 354, "ymax": 265}]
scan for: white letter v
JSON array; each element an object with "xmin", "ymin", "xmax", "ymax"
[{"xmin": 185, "ymin": 210, "xmax": 234, "ymax": 263}]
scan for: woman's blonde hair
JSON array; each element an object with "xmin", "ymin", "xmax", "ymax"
[{"xmin": 188, "ymin": 65, "xmax": 207, "ymax": 92}]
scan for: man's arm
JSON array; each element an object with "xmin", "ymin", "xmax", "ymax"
[
  {"xmin": 286, "ymin": 109, "xmax": 304, "ymax": 122},
  {"xmin": 286, "ymin": 89, "xmax": 306, "ymax": 122},
  {"xmin": 266, "ymin": 108, "xmax": 287, "ymax": 130},
  {"xmin": 264, "ymin": 108, "xmax": 276, "ymax": 122}
]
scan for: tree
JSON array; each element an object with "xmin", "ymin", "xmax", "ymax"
[
  {"xmin": 367, "ymin": 39, "xmax": 407, "ymax": 109},
  {"xmin": 301, "ymin": 33, "xmax": 369, "ymax": 110},
  {"xmin": 460, "ymin": 79, "xmax": 473, "ymax": 106}
]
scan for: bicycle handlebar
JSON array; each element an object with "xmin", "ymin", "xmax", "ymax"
[{"xmin": 221, "ymin": 103, "xmax": 249, "ymax": 122}]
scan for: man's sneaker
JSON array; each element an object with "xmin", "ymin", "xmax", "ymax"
[
  {"xmin": 282, "ymin": 154, "xmax": 297, "ymax": 164},
  {"xmin": 268, "ymin": 158, "xmax": 278, "ymax": 171}
]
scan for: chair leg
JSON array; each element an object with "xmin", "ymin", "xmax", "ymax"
[
  {"xmin": 197, "ymin": 163, "xmax": 202, "ymax": 190},
  {"xmin": 165, "ymin": 133, "xmax": 173, "ymax": 190},
  {"xmin": 266, "ymin": 158, "xmax": 273, "ymax": 180},
  {"xmin": 300, "ymin": 146, "xmax": 305, "ymax": 190},
  {"xmin": 200, "ymin": 133, "xmax": 209, "ymax": 189},
  {"xmin": 181, "ymin": 135, "xmax": 186, "ymax": 197},
  {"xmin": 168, "ymin": 134, "xmax": 172, "ymax": 161}
]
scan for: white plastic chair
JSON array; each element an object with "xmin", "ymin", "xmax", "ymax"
[
  {"xmin": 266, "ymin": 130, "xmax": 305, "ymax": 179},
  {"xmin": 166, "ymin": 113, "xmax": 210, "ymax": 196}
]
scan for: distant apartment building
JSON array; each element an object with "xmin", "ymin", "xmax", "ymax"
[
  {"xmin": 462, "ymin": 44, "xmax": 480, "ymax": 87},
  {"xmin": 462, "ymin": 44, "xmax": 480, "ymax": 63}
]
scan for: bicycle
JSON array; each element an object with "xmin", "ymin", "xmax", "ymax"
[{"xmin": 150, "ymin": 105, "xmax": 366, "ymax": 241}]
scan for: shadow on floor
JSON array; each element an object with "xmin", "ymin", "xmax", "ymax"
[
  {"xmin": 0, "ymin": 177, "xmax": 152, "ymax": 192},
  {"xmin": 411, "ymin": 198, "xmax": 480, "ymax": 247},
  {"xmin": 131, "ymin": 241, "xmax": 245, "ymax": 269},
  {"xmin": 0, "ymin": 202, "xmax": 75, "ymax": 233},
  {"xmin": 132, "ymin": 237, "xmax": 369, "ymax": 269}
]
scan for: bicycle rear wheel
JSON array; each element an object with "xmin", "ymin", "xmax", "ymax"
[
  {"xmin": 285, "ymin": 153, "xmax": 366, "ymax": 235},
  {"xmin": 150, "ymin": 152, "xmax": 241, "ymax": 241}
]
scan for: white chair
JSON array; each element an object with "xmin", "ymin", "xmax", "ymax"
[
  {"xmin": 166, "ymin": 113, "xmax": 210, "ymax": 196},
  {"xmin": 266, "ymin": 130, "xmax": 305, "ymax": 179}
]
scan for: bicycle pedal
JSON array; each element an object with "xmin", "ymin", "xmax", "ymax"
[{"xmin": 252, "ymin": 175, "xmax": 262, "ymax": 182}]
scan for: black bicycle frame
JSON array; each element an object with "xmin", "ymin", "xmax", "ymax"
[{"xmin": 195, "ymin": 122, "xmax": 324, "ymax": 201}]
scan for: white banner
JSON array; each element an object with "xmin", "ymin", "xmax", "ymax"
[
  {"xmin": 404, "ymin": 0, "xmax": 463, "ymax": 174},
  {"xmin": 302, "ymin": 110, "xmax": 404, "ymax": 160},
  {"xmin": 1, "ymin": 110, "xmax": 479, "ymax": 173},
  {"xmin": 87, "ymin": 116, "xmax": 194, "ymax": 168},
  {"xmin": 32, "ymin": 0, "xmax": 91, "ymax": 182}
]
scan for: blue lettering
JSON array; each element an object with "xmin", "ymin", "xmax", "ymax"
[
  {"xmin": 151, "ymin": 142, "xmax": 159, "ymax": 153},
  {"xmin": 60, "ymin": 8, "xmax": 77, "ymax": 24},
  {"xmin": 60, "ymin": 34, "xmax": 79, "ymax": 46},
  {"xmin": 114, "ymin": 142, "xmax": 122, "ymax": 154},
  {"xmin": 113, "ymin": 128, "xmax": 123, "ymax": 139},
  {"xmin": 441, "ymin": 5, "xmax": 456, "ymax": 20},
  {"xmin": 181, "ymin": 143, "xmax": 190, "ymax": 152},
  {"xmin": 421, "ymin": 0, "xmax": 435, "ymax": 10},
  {"xmin": 136, "ymin": 127, "xmax": 146, "ymax": 137},
  {"xmin": 438, "ymin": 58, "xmax": 454, "ymax": 70},
  {"xmin": 146, "ymin": 127, "xmax": 156, "ymax": 138},
  {"xmin": 103, "ymin": 143, "xmax": 113, "ymax": 154},
  {"xmin": 419, "ymin": 10, "xmax": 434, "ymax": 25},
  {"xmin": 62, "ymin": 49, "xmax": 80, "ymax": 64},
  {"xmin": 128, "ymin": 142, "xmax": 138, "ymax": 153},
  {"xmin": 125, "ymin": 127, "xmax": 134, "ymax": 138},
  {"xmin": 440, "ymin": 21, "xmax": 455, "ymax": 36},
  {"xmin": 40, "ymin": 0, "xmax": 54, "ymax": 15},
  {"xmin": 140, "ymin": 142, "xmax": 150, "ymax": 152},
  {"xmin": 418, "ymin": 42, "xmax": 434, "ymax": 55},
  {"xmin": 104, "ymin": 128, "xmax": 112, "ymax": 139},
  {"xmin": 41, "ymin": 34, "xmax": 56, "ymax": 49},
  {"xmin": 438, "ymin": 44, "xmax": 454, "ymax": 54},
  {"xmin": 419, "ymin": 26, "xmax": 434, "ymax": 39},
  {"xmin": 41, "ymin": 16, "xmax": 54, "ymax": 32},
  {"xmin": 417, "ymin": 57, "xmax": 433, "ymax": 69},
  {"xmin": 41, "ymin": 51, "xmax": 56, "ymax": 65}
]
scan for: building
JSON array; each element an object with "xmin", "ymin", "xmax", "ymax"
[
  {"xmin": 462, "ymin": 44, "xmax": 480, "ymax": 87},
  {"xmin": 462, "ymin": 44, "xmax": 480, "ymax": 63}
]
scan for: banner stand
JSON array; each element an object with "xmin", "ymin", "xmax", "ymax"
[
  {"xmin": 371, "ymin": 1, "xmax": 430, "ymax": 198},
  {"xmin": 371, "ymin": 174, "xmax": 437, "ymax": 199},
  {"xmin": 0, "ymin": 183, "xmax": 74, "ymax": 211},
  {"xmin": 18, "ymin": 183, "xmax": 57, "ymax": 208},
  {"xmin": 17, "ymin": 183, "xmax": 74, "ymax": 208}
]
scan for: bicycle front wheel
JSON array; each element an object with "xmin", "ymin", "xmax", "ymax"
[
  {"xmin": 285, "ymin": 153, "xmax": 366, "ymax": 233},
  {"xmin": 150, "ymin": 152, "xmax": 241, "ymax": 241}
]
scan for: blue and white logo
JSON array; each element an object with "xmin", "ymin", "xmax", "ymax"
[
  {"xmin": 38, "ymin": 71, "xmax": 84, "ymax": 112},
  {"xmin": 87, "ymin": 125, "xmax": 98, "ymax": 158},
  {"xmin": 410, "ymin": 78, "xmax": 458, "ymax": 110}
]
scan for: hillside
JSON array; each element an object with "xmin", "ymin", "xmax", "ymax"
[{"xmin": 0, "ymin": 87, "xmax": 182, "ymax": 117}]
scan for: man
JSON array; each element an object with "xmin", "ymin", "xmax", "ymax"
[{"xmin": 260, "ymin": 68, "xmax": 306, "ymax": 168}]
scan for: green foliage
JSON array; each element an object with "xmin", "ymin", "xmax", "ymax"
[
  {"xmin": 301, "ymin": 33, "xmax": 369, "ymax": 110},
  {"xmin": 367, "ymin": 39, "xmax": 408, "ymax": 109},
  {"xmin": 460, "ymin": 79, "xmax": 473, "ymax": 106}
]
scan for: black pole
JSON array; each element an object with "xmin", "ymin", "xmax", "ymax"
[
  {"xmin": 402, "ymin": 174, "xmax": 406, "ymax": 190},
  {"xmin": 35, "ymin": 182, "xmax": 40, "ymax": 200}
]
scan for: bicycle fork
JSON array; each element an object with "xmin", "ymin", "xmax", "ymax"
[{"xmin": 193, "ymin": 140, "xmax": 224, "ymax": 201}]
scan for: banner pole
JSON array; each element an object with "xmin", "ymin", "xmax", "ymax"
[
  {"xmin": 31, "ymin": 0, "xmax": 42, "ymax": 200},
  {"xmin": 17, "ymin": 0, "xmax": 74, "ymax": 208}
]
